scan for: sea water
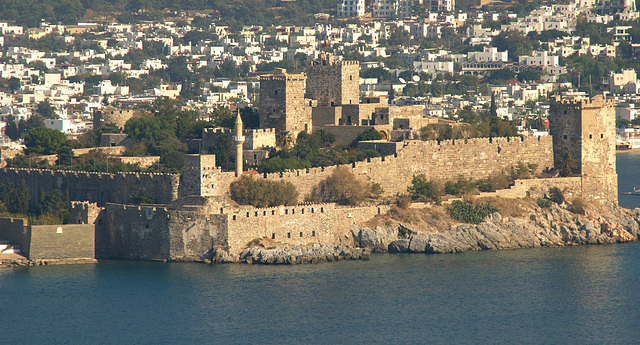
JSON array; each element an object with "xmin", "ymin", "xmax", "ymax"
[{"xmin": 2, "ymin": 153, "xmax": 640, "ymax": 345}]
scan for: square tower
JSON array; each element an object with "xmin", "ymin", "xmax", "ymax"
[
  {"xmin": 306, "ymin": 53, "xmax": 360, "ymax": 107},
  {"xmin": 259, "ymin": 68, "xmax": 312, "ymax": 137},
  {"xmin": 549, "ymin": 94, "xmax": 618, "ymax": 204}
]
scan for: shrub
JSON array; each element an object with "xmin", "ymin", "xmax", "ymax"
[
  {"xmin": 398, "ymin": 224, "xmax": 413, "ymax": 238},
  {"xmin": 476, "ymin": 172, "xmax": 512, "ymax": 192},
  {"xmin": 537, "ymin": 198, "xmax": 552, "ymax": 208},
  {"xmin": 132, "ymin": 190, "xmax": 156, "ymax": 204},
  {"xmin": 355, "ymin": 128, "xmax": 383, "ymax": 142},
  {"xmin": 369, "ymin": 182, "xmax": 384, "ymax": 198},
  {"xmin": 407, "ymin": 174, "xmax": 442, "ymax": 204},
  {"xmin": 444, "ymin": 176, "xmax": 476, "ymax": 196},
  {"xmin": 569, "ymin": 197, "xmax": 586, "ymax": 214},
  {"xmin": 449, "ymin": 200, "xmax": 498, "ymax": 224},
  {"xmin": 396, "ymin": 194, "xmax": 412, "ymax": 209},
  {"xmin": 230, "ymin": 175, "xmax": 298, "ymax": 207},
  {"xmin": 311, "ymin": 166, "xmax": 367, "ymax": 205},
  {"xmin": 548, "ymin": 187, "xmax": 564, "ymax": 205},
  {"xmin": 512, "ymin": 161, "xmax": 537, "ymax": 179}
]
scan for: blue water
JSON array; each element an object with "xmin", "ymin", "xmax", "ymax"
[
  {"xmin": 1, "ymin": 153, "xmax": 640, "ymax": 345},
  {"xmin": 617, "ymin": 151, "xmax": 640, "ymax": 209}
]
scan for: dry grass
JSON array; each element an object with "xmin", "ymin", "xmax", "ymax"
[
  {"xmin": 469, "ymin": 196, "xmax": 536, "ymax": 218},
  {"xmin": 365, "ymin": 205, "xmax": 459, "ymax": 233}
]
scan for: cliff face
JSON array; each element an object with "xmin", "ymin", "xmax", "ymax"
[{"xmin": 352, "ymin": 205, "xmax": 640, "ymax": 254}]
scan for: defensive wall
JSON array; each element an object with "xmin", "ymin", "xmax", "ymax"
[
  {"xmin": 0, "ymin": 217, "xmax": 94, "ymax": 260},
  {"xmin": 97, "ymin": 201, "xmax": 391, "ymax": 260},
  {"xmin": 0, "ymin": 168, "xmax": 180, "ymax": 208},
  {"xmin": 222, "ymin": 136, "xmax": 556, "ymax": 199},
  {"xmin": 480, "ymin": 177, "xmax": 583, "ymax": 200},
  {"xmin": 225, "ymin": 203, "xmax": 391, "ymax": 256}
]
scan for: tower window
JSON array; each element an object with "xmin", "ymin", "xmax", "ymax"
[
  {"xmin": 563, "ymin": 135, "xmax": 567, "ymax": 139},
  {"xmin": 601, "ymin": 134, "xmax": 604, "ymax": 138},
  {"xmin": 275, "ymin": 90, "xmax": 278, "ymax": 95},
  {"xmin": 589, "ymin": 134, "xmax": 592, "ymax": 139}
]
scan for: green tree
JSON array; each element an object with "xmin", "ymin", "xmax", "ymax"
[
  {"xmin": 407, "ymin": 174, "xmax": 442, "ymax": 204},
  {"xmin": 556, "ymin": 150, "xmax": 575, "ymax": 177},
  {"xmin": 355, "ymin": 128, "xmax": 383, "ymax": 142},
  {"xmin": 8, "ymin": 77, "xmax": 20, "ymax": 94},
  {"xmin": 36, "ymin": 99, "xmax": 57, "ymax": 119},
  {"xmin": 24, "ymin": 127, "xmax": 67, "ymax": 155},
  {"xmin": 57, "ymin": 143, "xmax": 74, "ymax": 166}
]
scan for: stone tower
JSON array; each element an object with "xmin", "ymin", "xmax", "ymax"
[
  {"xmin": 549, "ymin": 94, "xmax": 618, "ymax": 204},
  {"xmin": 234, "ymin": 111, "xmax": 245, "ymax": 177},
  {"xmin": 306, "ymin": 52, "xmax": 360, "ymax": 107},
  {"xmin": 259, "ymin": 68, "xmax": 312, "ymax": 138}
]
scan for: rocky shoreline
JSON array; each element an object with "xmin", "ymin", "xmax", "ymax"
[
  {"xmin": 353, "ymin": 205, "xmax": 640, "ymax": 254},
  {"xmin": 232, "ymin": 243, "xmax": 370, "ymax": 265},
  {"xmin": 0, "ymin": 258, "xmax": 98, "ymax": 268}
]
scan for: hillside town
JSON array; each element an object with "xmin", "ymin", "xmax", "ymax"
[{"xmin": 0, "ymin": 0, "xmax": 640, "ymax": 264}]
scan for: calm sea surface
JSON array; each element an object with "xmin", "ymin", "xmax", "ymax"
[{"xmin": 2, "ymin": 153, "xmax": 640, "ymax": 345}]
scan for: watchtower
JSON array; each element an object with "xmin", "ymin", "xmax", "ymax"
[
  {"xmin": 306, "ymin": 52, "xmax": 360, "ymax": 107},
  {"xmin": 549, "ymin": 94, "xmax": 618, "ymax": 204},
  {"xmin": 259, "ymin": 68, "xmax": 312, "ymax": 138}
]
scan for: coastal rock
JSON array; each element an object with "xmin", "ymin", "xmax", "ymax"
[
  {"xmin": 388, "ymin": 239, "xmax": 410, "ymax": 253},
  {"xmin": 358, "ymin": 204, "xmax": 640, "ymax": 255},
  {"xmin": 238, "ymin": 244, "xmax": 370, "ymax": 265},
  {"xmin": 351, "ymin": 226, "xmax": 396, "ymax": 252},
  {"xmin": 407, "ymin": 233, "xmax": 429, "ymax": 253}
]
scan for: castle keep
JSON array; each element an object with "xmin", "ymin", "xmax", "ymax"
[
  {"xmin": 306, "ymin": 52, "xmax": 360, "ymax": 107},
  {"xmin": 259, "ymin": 68, "xmax": 313, "ymax": 138}
]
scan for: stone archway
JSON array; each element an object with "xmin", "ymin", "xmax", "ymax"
[{"xmin": 378, "ymin": 131, "xmax": 388, "ymax": 140}]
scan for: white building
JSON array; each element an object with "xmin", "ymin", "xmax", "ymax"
[
  {"xmin": 467, "ymin": 47, "xmax": 509, "ymax": 62},
  {"xmin": 338, "ymin": 0, "xmax": 365, "ymax": 17},
  {"xmin": 430, "ymin": 0, "xmax": 455, "ymax": 12},
  {"xmin": 373, "ymin": 0, "xmax": 419, "ymax": 17},
  {"xmin": 518, "ymin": 51, "xmax": 559, "ymax": 67}
]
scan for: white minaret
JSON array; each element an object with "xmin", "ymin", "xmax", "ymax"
[{"xmin": 233, "ymin": 111, "xmax": 245, "ymax": 177}]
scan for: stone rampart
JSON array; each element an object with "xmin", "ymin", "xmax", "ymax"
[
  {"xmin": 234, "ymin": 136, "xmax": 554, "ymax": 198},
  {"xmin": 225, "ymin": 203, "xmax": 391, "ymax": 256},
  {"xmin": 480, "ymin": 177, "xmax": 583, "ymax": 200},
  {"xmin": 0, "ymin": 218, "xmax": 30, "ymax": 257},
  {"xmin": 100, "ymin": 203, "xmax": 228, "ymax": 261},
  {"xmin": 0, "ymin": 217, "xmax": 94, "ymax": 260},
  {"xmin": 100, "ymin": 204, "xmax": 172, "ymax": 260},
  {"xmin": 0, "ymin": 168, "xmax": 180, "ymax": 208},
  {"xmin": 29, "ymin": 224, "xmax": 95, "ymax": 260}
]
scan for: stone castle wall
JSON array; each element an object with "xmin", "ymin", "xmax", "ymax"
[
  {"xmin": 99, "ymin": 204, "xmax": 172, "ymax": 260},
  {"xmin": 0, "ymin": 218, "xmax": 31, "ymax": 257},
  {"xmin": 0, "ymin": 168, "xmax": 180, "ymax": 208},
  {"xmin": 481, "ymin": 177, "xmax": 583, "ymax": 200},
  {"xmin": 226, "ymin": 203, "xmax": 390, "ymax": 256},
  {"xmin": 0, "ymin": 217, "xmax": 94, "ymax": 260},
  {"xmin": 98, "ymin": 201, "xmax": 390, "ymax": 260},
  {"xmin": 221, "ymin": 136, "xmax": 555, "ymax": 199},
  {"xmin": 29, "ymin": 224, "xmax": 95, "ymax": 260}
]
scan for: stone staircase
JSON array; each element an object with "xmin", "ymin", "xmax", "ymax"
[{"xmin": 0, "ymin": 241, "xmax": 21, "ymax": 254}]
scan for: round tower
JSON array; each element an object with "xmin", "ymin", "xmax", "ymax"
[{"xmin": 233, "ymin": 112, "xmax": 245, "ymax": 177}]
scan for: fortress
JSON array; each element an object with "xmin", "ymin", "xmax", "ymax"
[{"xmin": 0, "ymin": 56, "xmax": 620, "ymax": 262}]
